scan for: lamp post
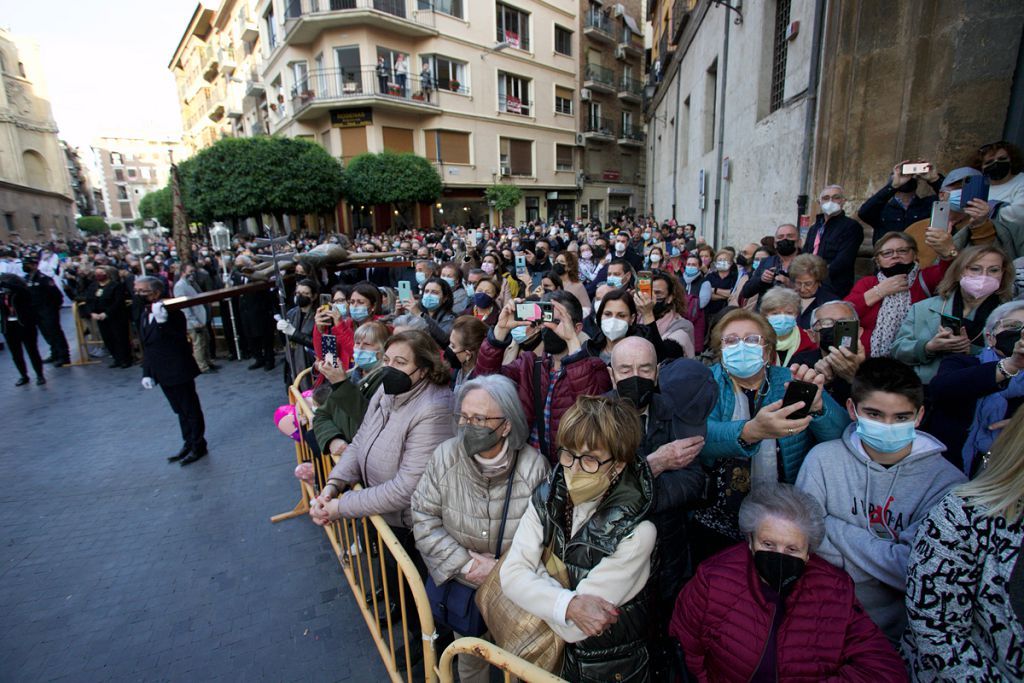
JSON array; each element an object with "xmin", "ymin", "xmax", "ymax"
[{"xmin": 210, "ymin": 221, "xmax": 242, "ymax": 360}]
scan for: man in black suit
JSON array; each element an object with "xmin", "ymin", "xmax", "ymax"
[
  {"xmin": 22, "ymin": 255, "xmax": 70, "ymax": 366},
  {"xmin": 134, "ymin": 276, "xmax": 208, "ymax": 466},
  {"xmin": 803, "ymin": 184, "xmax": 864, "ymax": 297}
]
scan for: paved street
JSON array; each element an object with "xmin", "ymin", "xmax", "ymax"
[{"xmin": 0, "ymin": 313, "xmax": 387, "ymax": 682}]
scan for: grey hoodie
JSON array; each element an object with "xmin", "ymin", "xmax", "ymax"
[{"xmin": 796, "ymin": 424, "xmax": 966, "ymax": 641}]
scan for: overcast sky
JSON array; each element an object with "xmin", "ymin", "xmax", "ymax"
[{"xmin": 4, "ymin": 0, "xmax": 201, "ymax": 147}]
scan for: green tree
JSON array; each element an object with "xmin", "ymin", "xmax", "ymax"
[
  {"xmin": 137, "ymin": 186, "xmax": 173, "ymax": 227},
  {"xmin": 484, "ymin": 184, "xmax": 523, "ymax": 214},
  {"xmin": 342, "ymin": 151, "xmax": 443, "ymax": 228},
  {"xmin": 76, "ymin": 216, "xmax": 109, "ymax": 234}
]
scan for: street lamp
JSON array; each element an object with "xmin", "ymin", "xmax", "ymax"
[{"xmin": 210, "ymin": 221, "xmax": 242, "ymax": 359}]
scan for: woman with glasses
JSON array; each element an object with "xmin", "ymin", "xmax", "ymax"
[
  {"xmin": 892, "ymin": 245, "xmax": 1014, "ymax": 384},
  {"xmin": 787, "ymin": 254, "xmax": 836, "ymax": 330},
  {"xmin": 500, "ymin": 395, "xmax": 656, "ymax": 681},
  {"xmin": 926, "ymin": 301, "xmax": 1024, "ymax": 475},
  {"xmin": 691, "ymin": 309, "xmax": 848, "ymax": 564},
  {"xmin": 845, "ymin": 231, "xmax": 956, "ymax": 357},
  {"xmin": 411, "ymin": 375, "xmax": 549, "ymax": 683}
]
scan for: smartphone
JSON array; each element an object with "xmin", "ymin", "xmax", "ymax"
[
  {"xmin": 902, "ymin": 162, "xmax": 930, "ymax": 176},
  {"xmin": 397, "ymin": 280, "xmax": 412, "ymax": 302},
  {"xmin": 939, "ymin": 313, "xmax": 962, "ymax": 335},
  {"xmin": 515, "ymin": 254, "xmax": 527, "ymax": 276},
  {"xmin": 930, "ymin": 200, "xmax": 950, "ymax": 232},
  {"xmin": 637, "ymin": 271, "xmax": 653, "ymax": 297},
  {"xmin": 782, "ymin": 380, "xmax": 818, "ymax": 420},
  {"xmin": 319, "ymin": 293, "xmax": 332, "ymax": 307},
  {"xmin": 834, "ymin": 320, "xmax": 859, "ymax": 354},
  {"xmin": 514, "ymin": 301, "xmax": 554, "ymax": 323},
  {"xmin": 320, "ymin": 333, "xmax": 340, "ymax": 368},
  {"xmin": 960, "ymin": 174, "xmax": 990, "ymax": 207}
]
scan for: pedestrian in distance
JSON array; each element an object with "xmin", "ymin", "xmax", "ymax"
[{"xmin": 0, "ymin": 273, "xmax": 46, "ymax": 386}]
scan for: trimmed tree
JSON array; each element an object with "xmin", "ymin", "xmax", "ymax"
[
  {"xmin": 137, "ymin": 186, "xmax": 173, "ymax": 227},
  {"xmin": 76, "ymin": 216, "xmax": 109, "ymax": 234},
  {"xmin": 341, "ymin": 151, "xmax": 443, "ymax": 229},
  {"xmin": 484, "ymin": 184, "xmax": 523, "ymax": 215}
]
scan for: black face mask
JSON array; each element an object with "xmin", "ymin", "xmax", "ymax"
[
  {"xmin": 553, "ymin": 263, "xmax": 566, "ymax": 276},
  {"xmin": 880, "ymin": 261, "xmax": 914, "ymax": 277},
  {"xmin": 535, "ymin": 249, "xmax": 548, "ymax": 262},
  {"xmin": 380, "ymin": 366, "xmax": 414, "ymax": 395},
  {"xmin": 520, "ymin": 330, "xmax": 543, "ymax": 352},
  {"xmin": 653, "ymin": 300, "xmax": 670, "ymax": 317},
  {"xmin": 295, "ymin": 295, "xmax": 312, "ymax": 308},
  {"xmin": 443, "ymin": 344, "xmax": 462, "ymax": 369},
  {"xmin": 994, "ymin": 329, "xmax": 1021, "ymax": 358},
  {"xmin": 983, "ymin": 160, "xmax": 1012, "ymax": 182},
  {"xmin": 617, "ymin": 376, "xmax": 656, "ymax": 411},
  {"xmin": 894, "ymin": 179, "xmax": 918, "ymax": 194},
  {"xmin": 753, "ymin": 550, "xmax": 806, "ymax": 595},
  {"xmin": 736, "ymin": 254, "xmax": 749, "ymax": 268},
  {"xmin": 541, "ymin": 328, "xmax": 568, "ymax": 354},
  {"xmin": 775, "ymin": 239, "xmax": 797, "ymax": 257}
]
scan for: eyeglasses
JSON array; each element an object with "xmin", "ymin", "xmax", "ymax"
[
  {"xmin": 453, "ymin": 413, "xmax": 506, "ymax": 428},
  {"xmin": 812, "ymin": 317, "xmax": 856, "ymax": 331},
  {"xmin": 557, "ymin": 447, "xmax": 613, "ymax": 473},
  {"xmin": 720, "ymin": 334, "xmax": 765, "ymax": 348},
  {"xmin": 820, "ymin": 194, "xmax": 844, "ymax": 201},
  {"xmin": 877, "ymin": 247, "xmax": 914, "ymax": 259},
  {"xmin": 965, "ymin": 265, "xmax": 1003, "ymax": 277}
]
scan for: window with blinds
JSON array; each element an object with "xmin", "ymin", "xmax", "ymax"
[
  {"xmin": 499, "ymin": 137, "xmax": 532, "ymax": 176},
  {"xmin": 425, "ymin": 130, "xmax": 471, "ymax": 164},
  {"xmin": 555, "ymin": 144, "xmax": 573, "ymax": 171},
  {"xmin": 382, "ymin": 126, "xmax": 415, "ymax": 153},
  {"xmin": 555, "ymin": 86, "xmax": 573, "ymax": 115},
  {"xmin": 340, "ymin": 126, "xmax": 368, "ymax": 165}
]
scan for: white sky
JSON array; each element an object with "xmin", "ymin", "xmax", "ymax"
[{"xmin": 3, "ymin": 0, "xmax": 202, "ymax": 147}]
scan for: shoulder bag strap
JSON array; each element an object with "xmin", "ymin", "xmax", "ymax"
[
  {"xmin": 494, "ymin": 449, "xmax": 521, "ymax": 559},
  {"xmin": 533, "ymin": 356, "xmax": 548, "ymax": 458}
]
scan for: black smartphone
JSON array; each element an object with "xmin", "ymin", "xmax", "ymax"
[
  {"xmin": 514, "ymin": 301, "xmax": 554, "ymax": 323},
  {"xmin": 782, "ymin": 380, "xmax": 818, "ymax": 420},
  {"xmin": 940, "ymin": 313, "xmax": 962, "ymax": 335},
  {"xmin": 960, "ymin": 174, "xmax": 990, "ymax": 208},
  {"xmin": 834, "ymin": 320, "xmax": 859, "ymax": 354}
]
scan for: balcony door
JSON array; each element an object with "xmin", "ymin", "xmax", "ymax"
[{"xmin": 334, "ymin": 46, "xmax": 361, "ymax": 95}]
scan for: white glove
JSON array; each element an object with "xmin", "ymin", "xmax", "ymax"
[
  {"xmin": 276, "ymin": 319, "xmax": 296, "ymax": 336},
  {"xmin": 151, "ymin": 301, "xmax": 168, "ymax": 323},
  {"xmin": 141, "ymin": 377, "xmax": 156, "ymax": 390}
]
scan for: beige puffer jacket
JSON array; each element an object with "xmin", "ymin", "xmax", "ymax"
[{"xmin": 412, "ymin": 436, "xmax": 550, "ymax": 585}]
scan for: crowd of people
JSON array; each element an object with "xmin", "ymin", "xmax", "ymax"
[{"xmin": 3, "ymin": 142, "xmax": 1024, "ymax": 681}]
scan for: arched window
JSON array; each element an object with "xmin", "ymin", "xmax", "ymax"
[{"xmin": 22, "ymin": 150, "xmax": 50, "ymax": 189}]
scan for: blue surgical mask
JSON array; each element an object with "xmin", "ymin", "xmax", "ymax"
[
  {"xmin": 510, "ymin": 325, "xmax": 531, "ymax": 344},
  {"xmin": 855, "ymin": 409, "xmax": 916, "ymax": 453},
  {"xmin": 767, "ymin": 313, "xmax": 797, "ymax": 337},
  {"xmin": 422, "ymin": 293, "xmax": 441, "ymax": 310},
  {"xmin": 353, "ymin": 349, "xmax": 378, "ymax": 369},
  {"xmin": 415, "ymin": 271, "xmax": 427, "ymax": 285},
  {"xmin": 721, "ymin": 342, "xmax": 765, "ymax": 379},
  {"xmin": 947, "ymin": 189, "xmax": 962, "ymax": 212},
  {"xmin": 442, "ymin": 277, "xmax": 456, "ymax": 289},
  {"xmin": 752, "ymin": 260, "xmax": 761, "ymax": 271},
  {"xmin": 334, "ymin": 302, "xmax": 348, "ymax": 317},
  {"xmin": 465, "ymin": 283, "xmax": 475, "ymax": 297},
  {"xmin": 684, "ymin": 266, "xmax": 699, "ymax": 278},
  {"xmin": 606, "ymin": 275, "xmax": 623, "ymax": 288},
  {"xmin": 643, "ymin": 232, "xmax": 651, "ymax": 240},
  {"xmin": 351, "ymin": 305, "xmax": 370, "ymax": 322}
]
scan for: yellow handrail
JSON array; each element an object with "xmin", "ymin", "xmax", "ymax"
[
  {"xmin": 269, "ymin": 367, "xmax": 315, "ymax": 523},
  {"xmin": 437, "ymin": 638, "xmax": 565, "ymax": 683}
]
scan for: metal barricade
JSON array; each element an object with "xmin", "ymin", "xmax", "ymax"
[
  {"xmin": 68, "ymin": 301, "xmax": 101, "ymax": 366},
  {"xmin": 270, "ymin": 368, "xmax": 315, "ymax": 523},
  {"xmin": 437, "ymin": 638, "xmax": 565, "ymax": 683}
]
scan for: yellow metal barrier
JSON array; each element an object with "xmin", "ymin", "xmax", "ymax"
[
  {"xmin": 68, "ymin": 301, "xmax": 101, "ymax": 366},
  {"xmin": 437, "ymin": 638, "xmax": 565, "ymax": 683},
  {"xmin": 270, "ymin": 367, "xmax": 315, "ymax": 523}
]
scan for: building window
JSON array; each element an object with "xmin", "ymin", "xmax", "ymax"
[
  {"xmin": 117, "ymin": 186, "xmax": 129, "ymax": 200},
  {"xmin": 496, "ymin": 3, "xmax": 530, "ymax": 51},
  {"xmin": 555, "ymin": 25, "xmax": 573, "ymax": 56},
  {"xmin": 587, "ymin": 102, "xmax": 605, "ymax": 130},
  {"xmin": 114, "ymin": 169, "xmax": 124, "ymax": 181},
  {"xmin": 265, "ymin": 6, "xmax": 278, "ymax": 49},
  {"xmin": 769, "ymin": 0, "xmax": 791, "ymax": 113},
  {"xmin": 426, "ymin": 55, "xmax": 467, "ymax": 93},
  {"xmin": 555, "ymin": 86, "xmax": 573, "ymax": 115},
  {"xmin": 426, "ymin": 130, "xmax": 471, "ymax": 164},
  {"xmin": 290, "ymin": 60, "xmax": 309, "ymax": 94},
  {"xmin": 4, "ymin": 213, "xmax": 14, "ymax": 232},
  {"xmin": 32, "ymin": 215, "xmax": 42, "ymax": 233},
  {"xmin": 555, "ymin": 144, "xmax": 574, "ymax": 171},
  {"xmin": 127, "ymin": 168, "xmax": 137, "ymax": 179},
  {"xmin": 498, "ymin": 71, "xmax": 531, "ymax": 116},
  {"xmin": 419, "ymin": 0, "xmax": 463, "ymax": 19},
  {"xmin": 110, "ymin": 152, "xmax": 123, "ymax": 166},
  {"xmin": 704, "ymin": 59, "xmax": 717, "ymax": 154},
  {"xmin": 500, "ymin": 138, "xmax": 533, "ymax": 176}
]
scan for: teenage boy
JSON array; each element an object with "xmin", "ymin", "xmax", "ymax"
[{"xmin": 796, "ymin": 357, "xmax": 965, "ymax": 642}]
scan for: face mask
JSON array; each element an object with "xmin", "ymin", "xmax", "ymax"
[
  {"xmin": 683, "ymin": 266, "xmax": 699, "ymax": 278},
  {"xmin": 752, "ymin": 260, "xmax": 762, "ymax": 271},
  {"xmin": 642, "ymin": 232, "xmax": 651, "ymax": 240},
  {"xmin": 880, "ymin": 261, "xmax": 914, "ymax": 277},
  {"xmin": 960, "ymin": 274, "xmax": 1001, "ymax": 299},
  {"xmin": 564, "ymin": 467, "xmax": 612, "ymax": 506},
  {"xmin": 581, "ymin": 250, "xmax": 593, "ymax": 260},
  {"xmin": 553, "ymin": 263, "xmax": 566, "ymax": 276},
  {"xmin": 541, "ymin": 327, "xmax": 568, "ymax": 354},
  {"xmin": 650, "ymin": 253, "xmax": 662, "ymax": 264},
  {"xmin": 333, "ymin": 302, "xmax": 348, "ymax": 317},
  {"xmin": 855, "ymin": 409, "xmax": 916, "ymax": 453},
  {"xmin": 653, "ymin": 299, "xmax": 670, "ymax": 317},
  {"xmin": 473, "ymin": 292, "xmax": 494, "ymax": 309},
  {"xmin": 715, "ymin": 260, "xmax": 731, "ymax": 272},
  {"xmin": 422, "ymin": 293, "xmax": 441, "ymax": 310},
  {"xmin": 983, "ymin": 160, "xmax": 1011, "ymax": 182},
  {"xmin": 821, "ymin": 200, "xmax": 841, "ymax": 216},
  {"xmin": 775, "ymin": 239, "xmax": 797, "ymax": 256},
  {"xmin": 415, "ymin": 271, "xmax": 427, "ymax": 285},
  {"xmin": 510, "ymin": 325, "xmax": 531, "ymax": 345},
  {"xmin": 442, "ymin": 276, "xmax": 456, "ymax": 289},
  {"xmin": 894, "ymin": 179, "xmax": 918, "ymax": 194},
  {"xmin": 615, "ymin": 242, "xmax": 627, "ymax": 255},
  {"xmin": 464, "ymin": 283, "xmax": 475, "ymax": 297},
  {"xmin": 460, "ymin": 423, "xmax": 504, "ymax": 457},
  {"xmin": 767, "ymin": 313, "xmax": 797, "ymax": 337},
  {"xmin": 947, "ymin": 189, "xmax": 962, "ymax": 212},
  {"xmin": 606, "ymin": 275, "xmax": 623, "ymax": 289},
  {"xmin": 295, "ymin": 295, "xmax": 311, "ymax": 308},
  {"xmin": 617, "ymin": 375, "xmax": 656, "ymax": 411},
  {"xmin": 351, "ymin": 305, "xmax": 370, "ymax": 322},
  {"xmin": 380, "ymin": 366, "xmax": 415, "ymax": 395},
  {"xmin": 481, "ymin": 262, "xmax": 495, "ymax": 274},
  {"xmin": 753, "ymin": 550, "xmax": 806, "ymax": 595},
  {"xmin": 353, "ymin": 349, "xmax": 378, "ymax": 369},
  {"xmin": 601, "ymin": 317, "xmax": 629, "ymax": 341},
  {"xmin": 736, "ymin": 255, "xmax": 749, "ymax": 268},
  {"xmin": 722, "ymin": 342, "xmax": 765, "ymax": 379},
  {"xmin": 994, "ymin": 329, "xmax": 1021, "ymax": 358}
]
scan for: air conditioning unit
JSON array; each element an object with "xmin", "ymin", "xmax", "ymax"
[
  {"xmin": 575, "ymin": 133, "xmax": 585, "ymax": 146},
  {"xmin": 580, "ymin": 88, "xmax": 592, "ymax": 101},
  {"xmin": 614, "ymin": 46, "xmax": 627, "ymax": 60},
  {"xmin": 614, "ymin": 3, "xmax": 625, "ymax": 17},
  {"xmin": 500, "ymin": 165, "xmax": 512, "ymax": 176}
]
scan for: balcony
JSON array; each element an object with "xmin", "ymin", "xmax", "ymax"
[
  {"xmin": 219, "ymin": 47, "xmax": 237, "ymax": 76},
  {"xmin": 245, "ymin": 66, "xmax": 265, "ymax": 97},
  {"xmin": 584, "ymin": 116, "xmax": 615, "ymax": 142},
  {"xmin": 202, "ymin": 45, "xmax": 219, "ymax": 82},
  {"xmin": 283, "ymin": 0, "xmax": 437, "ymax": 45},
  {"xmin": 617, "ymin": 75, "xmax": 642, "ymax": 103},
  {"xmin": 618, "ymin": 123, "xmax": 645, "ymax": 147},
  {"xmin": 240, "ymin": 20, "xmax": 260, "ymax": 42},
  {"xmin": 289, "ymin": 67, "xmax": 440, "ymax": 121},
  {"xmin": 618, "ymin": 30, "xmax": 643, "ymax": 58},
  {"xmin": 583, "ymin": 63, "xmax": 616, "ymax": 94},
  {"xmin": 583, "ymin": 10, "xmax": 614, "ymax": 44}
]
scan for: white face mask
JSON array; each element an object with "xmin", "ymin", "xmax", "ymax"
[
  {"xmin": 601, "ymin": 317, "xmax": 629, "ymax": 341},
  {"xmin": 650, "ymin": 253, "xmax": 662, "ymax": 263},
  {"xmin": 715, "ymin": 260, "xmax": 731, "ymax": 272},
  {"xmin": 821, "ymin": 200, "xmax": 842, "ymax": 216},
  {"xmin": 615, "ymin": 242, "xmax": 627, "ymax": 255}
]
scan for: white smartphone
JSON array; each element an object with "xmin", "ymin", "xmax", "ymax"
[
  {"xmin": 902, "ymin": 162, "xmax": 930, "ymax": 176},
  {"xmin": 931, "ymin": 200, "xmax": 950, "ymax": 232}
]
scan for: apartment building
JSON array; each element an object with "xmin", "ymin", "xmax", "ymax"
[
  {"xmin": 89, "ymin": 136, "xmax": 186, "ymax": 224},
  {"xmin": 61, "ymin": 141, "xmax": 100, "ymax": 217},
  {"xmin": 256, "ymin": 0, "xmax": 580, "ymax": 231},
  {"xmin": 578, "ymin": 0, "xmax": 646, "ymax": 223}
]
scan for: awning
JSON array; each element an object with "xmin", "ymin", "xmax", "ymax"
[{"xmin": 623, "ymin": 14, "xmax": 642, "ymax": 36}]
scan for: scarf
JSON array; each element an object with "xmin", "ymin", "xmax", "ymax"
[
  {"xmin": 731, "ymin": 378, "xmax": 778, "ymax": 488},
  {"xmin": 870, "ymin": 264, "xmax": 918, "ymax": 357},
  {"xmin": 962, "ymin": 347, "xmax": 1024, "ymax": 475},
  {"xmin": 775, "ymin": 328, "xmax": 800, "ymax": 366}
]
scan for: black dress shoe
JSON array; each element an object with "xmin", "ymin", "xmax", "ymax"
[
  {"xmin": 167, "ymin": 446, "xmax": 191, "ymax": 462},
  {"xmin": 119, "ymin": 362, "xmax": 133, "ymax": 369},
  {"xmin": 108, "ymin": 360, "xmax": 121, "ymax": 368},
  {"xmin": 203, "ymin": 365, "xmax": 219, "ymax": 374},
  {"xmin": 54, "ymin": 358, "xmax": 70, "ymax": 367},
  {"xmin": 263, "ymin": 360, "xmax": 275, "ymax": 372},
  {"xmin": 208, "ymin": 363, "xmax": 221, "ymax": 371},
  {"xmin": 35, "ymin": 377, "xmax": 45, "ymax": 385},
  {"xmin": 180, "ymin": 448, "xmax": 208, "ymax": 466},
  {"xmin": 15, "ymin": 377, "xmax": 29, "ymax": 386},
  {"xmin": 248, "ymin": 361, "xmax": 264, "ymax": 370}
]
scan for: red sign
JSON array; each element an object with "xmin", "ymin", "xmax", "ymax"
[
  {"xmin": 505, "ymin": 30, "xmax": 520, "ymax": 48},
  {"xmin": 602, "ymin": 170, "xmax": 621, "ymax": 182},
  {"xmin": 506, "ymin": 95, "xmax": 522, "ymax": 114},
  {"xmin": 798, "ymin": 214, "xmax": 811, "ymax": 229}
]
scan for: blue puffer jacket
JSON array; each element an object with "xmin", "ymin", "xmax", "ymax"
[{"xmin": 700, "ymin": 363, "xmax": 850, "ymax": 483}]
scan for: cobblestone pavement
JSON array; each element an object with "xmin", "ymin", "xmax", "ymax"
[{"xmin": 0, "ymin": 312, "xmax": 387, "ymax": 682}]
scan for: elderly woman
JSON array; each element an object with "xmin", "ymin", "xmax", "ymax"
[
  {"xmin": 788, "ymin": 254, "xmax": 837, "ymax": 330},
  {"xmin": 892, "ymin": 245, "xmax": 1014, "ymax": 384},
  {"xmin": 672, "ymin": 485, "xmax": 906, "ymax": 681},
  {"xmin": 411, "ymin": 375, "xmax": 549, "ymax": 683},
  {"xmin": 758, "ymin": 287, "xmax": 815, "ymax": 366},
  {"xmin": 691, "ymin": 309, "xmax": 848, "ymax": 562},
  {"xmin": 845, "ymin": 231, "xmax": 955, "ymax": 357},
  {"xmin": 448, "ymin": 315, "xmax": 488, "ymax": 390},
  {"xmin": 903, "ymin": 410, "xmax": 1024, "ymax": 681},
  {"xmin": 500, "ymin": 395, "xmax": 656, "ymax": 682},
  {"xmin": 927, "ymin": 300, "xmax": 1024, "ymax": 474}
]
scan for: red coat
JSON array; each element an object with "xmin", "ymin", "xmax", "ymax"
[
  {"xmin": 670, "ymin": 544, "xmax": 907, "ymax": 682},
  {"xmin": 844, "ymin": 261, "xmax": 950, "ymax": 357},
  {"xmin": 312, "ymin": 318, "xmax": 355, "ymax": 376},
  {"xmin": 475, "ymin": 335, "xmax": 611, "ymax": 464}
]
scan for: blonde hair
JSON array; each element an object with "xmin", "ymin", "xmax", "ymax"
[
  {"xmin": 937, "ymin": 245, "xmax": 1014, "ymax": 300},
  {"xmin": 557, "ymin": 395, "xmax": 642, "ymax": 464},
  {"xmin": 956, "ymin": 410, "xmax": 1024, "ymax": 523},
  {"xmin": 708, "ymin": 308, "xmax": 778, "ymax": 362}
]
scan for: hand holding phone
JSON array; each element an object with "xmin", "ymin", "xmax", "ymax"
[
  {"xmin": 930, "ymin": 200, "xmax": 950, "ymax": 232},
  {"xmin": 782, "ymin": 379, "xmax": 819, "ymax": 420},
  {"xmin": 902, "ymin": 162, "xmax": 930, "ymax": 176},
  {"xmin": 514, "ymin": 301, "xmax": 554, "ymax": 323},
  {"xmin": 397, "ymin": 280, "xmax": 413, "ymax": 303},
  {"xmin": 637, "ymin": 271, "xmax": 653, "ymax": 297}
]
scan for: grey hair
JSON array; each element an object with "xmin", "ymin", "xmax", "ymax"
[
  {"xmin": 809, "ymin": 300, "xmax": 858, "ymax": 328},
  {"xmin": 984, "ymin": 300, "xmax": 1024, "ymax": 337},
  {"xmin": 759, "ymin": 287, "xmax": 800, "ymax": 315},
  {"xmin": 819, "ymin": 184, "xmax": 845, "ymax": 198},
  {"xmin": 134, "ymin": 275, "xmax": 165, "ymax": 295},
  {"xmin": 391, "ymin": 314, "xmax": 429, "ymax": 332},
  {"xmin": 738, "ymin": 484, "xmax": 826, "ymax": 551},
  {"xmin": 455, "ymin": 374, "xmax": 529, "ymax": 452}
]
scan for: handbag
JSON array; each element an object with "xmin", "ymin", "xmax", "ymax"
[{"xmin": 425, "ymin": 450, "xmax": 520, "ymax": 637}]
